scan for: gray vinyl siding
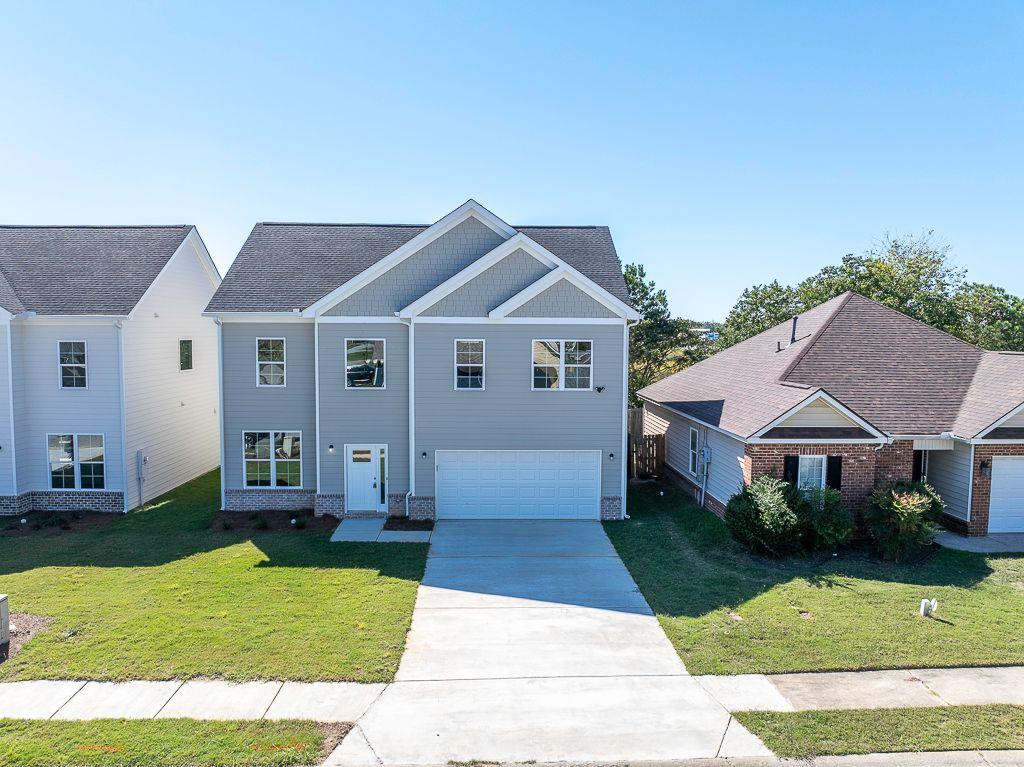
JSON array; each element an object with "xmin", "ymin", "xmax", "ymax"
[
  {"xmin": 317, "ymin": 322, "xmax": 409, "ymax": 495},
  {"xmin": 928, "ymin": 440, "xmax": 972, "ymax": 520},
  {"xmin": 221, "ymin": 322, "xmax": 316, "ymax": 491},
  {"xmin": 509, "ymin": 279, "xmax": 619, "ymax": 318},
  {"xmin": 414, "ymin": 322, "xmax": 625, "ymax": 497},
  {"xmin": 422, "ymin": 250, "xmax": 552, "ymax": 316},
  {"xmin": 644, "ymin": 402, "xmax": 746, "ymax": 504},
  {"xmin": 12, "ymin": 321, "xmax": 125, "ymax": 494},
  {"xmin": 325, "ymin": 218, "xmax": 505, "ymax": 316},
  {"xmin": 0, "ymin": 324, "xmax": 14, "ymax": 495}
]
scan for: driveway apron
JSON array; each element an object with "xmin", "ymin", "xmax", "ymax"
[{"xmin": 334, "ymin": 520, "xmax": 764, "ymax": 765}]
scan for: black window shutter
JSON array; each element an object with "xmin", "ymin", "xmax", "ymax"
[
  {"xmin": 912, "ymin": 451, "xmax": 924, "ymax": 483},
  {"xmin": 826, "ymin": 456, "xmax": 843, "ymax": 490},
  {"xmin": 783, "ymin": 456, "xmax": 799, "ymax": 485}
]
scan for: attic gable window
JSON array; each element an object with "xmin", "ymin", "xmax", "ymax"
[{"xmin": 58, "ymin": 341, "xmax": 87, "ymax": 388}]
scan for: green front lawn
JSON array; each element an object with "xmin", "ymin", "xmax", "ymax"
[
  {"xmin": 736, "ymin": 706, "xmax": 1024, "ymax": 757},
  {"xmin": 0, "ymin": 471, "xmax": 427, "ymax": 682},
  {"xmin": 606, "ymin": 483, "xmax": 1024, "ymax": 675},
  {"xmin": 0, "ymin": 719, "xmax": 340, "ymax": 767}
]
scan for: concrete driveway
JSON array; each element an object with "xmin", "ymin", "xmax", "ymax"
[{"xmin": 330, "ymin": 520, "xmax": 769, "ymax": 765}]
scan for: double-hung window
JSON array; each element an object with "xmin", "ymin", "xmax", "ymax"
[
  {"xmin": 797, "ymin": 455, "xmax": 826, "ymax": 491},
  {"xmin": 689, "ymin": 427, "xmax": 699, "ymax": 475},
  {"xmin": 256, "ymin": 338, "xmax": 285, "ymax": 387},
  {"xmin": 243, "ymin": 431, "xmax": 302, "ymax": 487},
  {"xmin": 47, "ymin": 433, "xmax": 105, "ymax": 489},
  {"xmin": 58, "ymin": 341, "xmax": 87, "ymax": 388},
  {"xmin": 345, "ymin": 339, "xmax": 385, "ymax": 389},
  {"xmin": 531, "ymin": 340, "xmax": 592, "ymax": 390},
  {"xmin": 454, "ymin": 339, "xmax": 484, "ymax": 390},
  {"xmin": 179, "ymin": 339, "xmax": 194, "ymax": 371}
]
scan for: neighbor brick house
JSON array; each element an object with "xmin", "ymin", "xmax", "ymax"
[{"xmin": 639, "ymin": 292, "xmax": 1024, "ymax": 536}]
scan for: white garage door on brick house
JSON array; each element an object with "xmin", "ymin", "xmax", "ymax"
[
  {"xmin": 435, "ymin": 449, "xmax": 602, "ymax": 519},
  {"xmin": 989, "ymin": 457, "xmax": 1024, "ymax": 533}
]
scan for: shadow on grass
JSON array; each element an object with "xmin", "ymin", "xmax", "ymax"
[
  {"xmin": 605, "ymin": 481, "xmax": 995, "ymax": 621},
  {"xmin": 0, "ymin": 469, "xmax": 426, "ymax": 580}
]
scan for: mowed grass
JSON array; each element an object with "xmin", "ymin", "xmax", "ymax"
[
  {"xmin": 0, "ymin": 719, "xmax": 339, "ymax": 767},
  {"xmin": 605, "ymin": 483, "xmax": 1024, "ymax": 675},
  {"xmin": 0, "ymin": 471, "xmax": 427, "ymax": 682},
  {"xmin": 735, "ymin": 706, "xmax": 1024, "ymax": 757}
]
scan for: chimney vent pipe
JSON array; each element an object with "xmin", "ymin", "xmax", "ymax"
[{"xmin": 790, "ymin": 316, "xmax": 798, "ymax": 345}]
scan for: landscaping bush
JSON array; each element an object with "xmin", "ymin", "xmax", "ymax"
[
  {"xmin": 725, "ymin": 476, "xmax": 803, "ymax": 557},
  {"xmin": 800, "ymin": 487, "xmax": 853, "ymax": 551},
  {"xmin": 865, "ymin": 481, "xmax": 946, "ymax": 561}
]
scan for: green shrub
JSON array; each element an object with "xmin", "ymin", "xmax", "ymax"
[
  {"xmin": 725, "ymin": 476, "xmax": 803, "ymax": 557},
  {"xmin": 865, "ymin": 481, "xmax": 946, "ymax": 561},
  {"xmin": 800, "ymin": 487, "xmax": 853, "ymax": 551}
]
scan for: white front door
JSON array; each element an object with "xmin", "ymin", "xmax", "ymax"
[
  {"xmin": 346, "ymin": 445, "xmax": 387, "ymax": 514},
  {"xmin": 990, "ymin": 457, "xmax": 1024, "ymax": 533}
]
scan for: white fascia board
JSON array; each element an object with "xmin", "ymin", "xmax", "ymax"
[
  {"xmin": 750, "ymin": 389, "xmax": 887, "ymax": 440},
  {"xmin": 302, "ymin": 199, "xmax": 516, "ymax": 317},
  {"xmin": 397, "ymin": 233, "xmax": 558, "ymax": 318},
  {"xmin": 489, "ymin": 267, "xmax": 639, "ymax": 320},
  {"xmin": 974, "ymin": 399, "xmax": 1024, "ymax": 439},
  {"xmin": 127, "ymin": 228, "xmax": 221, "ymax": 321},
  {"xmin": 0, "ymin": 307, "xmax": 11, "ymax": 322},
  {"xmin": 15, "ymin": 314, "xmax": 128, "ymax": 324},
  {"xmin": 202, "ymin": 312, "xmax": 310, "ymax": 323}
]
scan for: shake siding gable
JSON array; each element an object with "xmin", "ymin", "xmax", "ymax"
[
  {"xmin": 122, "ymin": 236, "xmax": 221, "ymax": 509},
  {"xmin": 421, "ymin": 249, "xmax": 552, "ymax": 317},
  {"xmin": 324, "ymin": 218, "xmax": 506, "ymax": 316},
  {"xmin": 508, "ymin": 279, "xmax": 620, "ymax": 318},
  {"xmin": 220, "ymin": 322, "xmax": 316, "ymax": 492}
]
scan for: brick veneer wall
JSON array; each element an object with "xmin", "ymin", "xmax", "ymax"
[
  {"xmin": 0, "ymin": 491, "xmax": 125, "ymax": 515},
  {"xmin": 600, "ymin": 496, "xmax": 623, "ymax": 520},
  {"xmin": 224, "ymin": 489, "xmax": 316, "ymax": 512},
  {"xmin": 968, "ymin": 445, "xmax": 1024, "ymax": 536},
  {"xmin": 409, "ymin": 495, "xmax": 435, "ymax": 520},
  {"xmin": 663, "ymin": 462, "xmax": 728, "ymax": 518},
  {"xmin": 744, "ymin": 440, "xmax": 914, "ymax": 522}
]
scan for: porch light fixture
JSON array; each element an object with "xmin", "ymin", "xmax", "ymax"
[
  {"xmin": 980, "ymin": 459, "xmax": 992, "ymax": 478},
  {"xmin": 328, "ymin": 444, "xmax": 334, "ymax": 453},
  {"xmin": 421, "ymin": 451, "xmax": 427, "ymax": 459}
]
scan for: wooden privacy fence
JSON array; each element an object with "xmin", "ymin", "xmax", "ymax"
[{"xmin": 627, "ymin": 407, "xmax": 665, "ymax": 479}]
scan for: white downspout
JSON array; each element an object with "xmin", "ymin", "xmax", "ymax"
[
  {"xmin": 621, "ymin": 319, "xmax": 631, "ymax": 519},
  {"xmin": 405, "ymin": 317, "xmax": 415, "ymax": 516},
  {"xmin": 4, "ymin": 320, "xmax": 16, "ymax": 498},
  {"xmin": 215, "ymin": 319, "xmax": 226, "ymax": 511},
  {"xmin": 314, "ymin": 315, "xmax": 321, "ymax": 499},
  {"xmin": 115, "ymin": 320, "xmax": 129, "ymax": 512}
]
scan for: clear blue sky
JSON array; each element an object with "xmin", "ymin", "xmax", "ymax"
[{"xmin": 2, "ymin": 1, "xmax": 1022, "ymax": 320}]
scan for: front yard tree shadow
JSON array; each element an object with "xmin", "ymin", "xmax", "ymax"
[{"xmin": 605, "ymin": 482, "xmax": 1022, "ymax": 675}]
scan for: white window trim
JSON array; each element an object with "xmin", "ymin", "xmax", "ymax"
[
  {"xmin": 57, "ymin": 340, "xmax": 88, "ymax": 390},
  {"xmin": 241, "ymin": 429, "xmax": 303, "ymax": 489},
  {"xmin": 178, "ymin": 338, "xmax": 194, "ymax": 373},
  {"xmin": 797, "ymin": 455, "xmax": 828, "ymax": 490},
  {"xmin": 689, "ymin": 427, "xmax": 699, "ymax": 476},
  {"xmin": 454, "ymin": 338, "xmax": 486, "ymax": 391},
  {"xmin": 256, "ymin": 337, "xmax": 287, "ymax": 388},
  {"xmin": 344, "ymin": 338, "xmax": 387, "ymax": 391},
  {"xmin": 44, "ymin": 432, "xmax": 106, "ymax": 491},
  {"xmin": 530, "ymin": 339, "xmax": 594, "ymax": 392}
]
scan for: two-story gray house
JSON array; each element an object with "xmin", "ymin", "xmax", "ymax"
[
  {"xmin": 205, "ymin": 200, "xmax": 638, "ymax": 520},
  {"xmin": 0, "ymin": 226, "xmax": 222, "ymax": 515}
]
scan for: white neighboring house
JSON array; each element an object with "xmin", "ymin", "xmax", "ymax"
[{"xmin": 0, "ymin": 225, "xmax": 222, "ymax": 514}]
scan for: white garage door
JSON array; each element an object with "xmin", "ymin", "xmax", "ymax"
[
  {"xmin": 990, "ymin": 457, "xmax": 1024, "ymax": 533},
  {"xmin": 435, "ymin": 450, "xmax": 602, "ymax": 519}
]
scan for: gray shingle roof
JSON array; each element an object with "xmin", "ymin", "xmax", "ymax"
[
  {"xmin": 0, "ymin": 225, "xmax": 193, "ymax": 315},
  {"xmin": 205, "ymin": 222, "xmax": 628, "ymax": 313},
  {"xmin": 640, "ymin": 292, "xmax": 1024, "ymax": 440}
]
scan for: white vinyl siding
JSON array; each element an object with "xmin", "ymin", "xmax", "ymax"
[
  {"xmin": 0, "ymin": 324, "xmax": 15, "ymax": 495},
  {"xmin": 777, "ymin": 400, "xmax": 859, "ymax": 428},
  {"xmin": 927, "ymin": 439, "xmax": 972, "ymax": 520}
]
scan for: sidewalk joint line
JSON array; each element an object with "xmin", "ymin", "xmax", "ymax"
[
  {"xmin": 153, "ymin": 680, "xmax": 185, "ymax": 719},
  {"xmin": 260, "ymin": 681, "xmax": 285, "ymax": 719},
  {"xmin": 48, "ymin": 681, "xmax": 87, "ymax": 720}
]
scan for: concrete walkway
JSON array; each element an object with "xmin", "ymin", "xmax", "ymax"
[
  {"xmin": 936, "ymin": 529, "xmax": 1024, "ymax": 553},
  {"xmin": 330, "ymin": 518, "xmax": 431, "ymax": 543},
  {"xmin": 329, "ymin": 520, "xmax": 769, "ymax": 766}
]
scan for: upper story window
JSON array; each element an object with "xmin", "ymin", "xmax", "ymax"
[
  {"xmin": 47, "ymin": 433, "xmax": 105, "ymax": 489},
  {"xmin": 58, "ymin": 341, "xmax": 87, "ymax": 388},
  {"xmin": 256, "ymin": 338, "xmax": 286, "ymax": 387},
  {"xmin": 531, "ymin": 340, "xmax": 592, "ymax": 391},
  {"xmin": 179, "ymin": 339, "xmax": 193, "ymax": 371},
  {"xmin": 455, "ymin": 339, "xmax": 485, "ymax": 390},
  {"xmin": 346, "ymin": 339, "xmax": 385, "ymax": 389},
  {"xmin": 243, "ymin": 430, "xmax": 302, "ymax": 487}
]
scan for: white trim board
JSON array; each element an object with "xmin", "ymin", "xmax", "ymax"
[
  {"xmin": 488, "ymin": 267, "xmax": 639, "ymax": 320},
  {"xmin": 303, "ymin": 200, "xmax": 516, "ymax": 317},
  {"xmin": 129, "ymin": 228, "xmax": 221, "ymax": 321},
  {"xmin": 976, "ymin": 399, "xmax": 1024, "ymax": 440}
]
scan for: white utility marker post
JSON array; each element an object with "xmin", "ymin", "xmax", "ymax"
[{"xmin": 0, "ymin": 594, "xmax": 8, "ymax": 647}]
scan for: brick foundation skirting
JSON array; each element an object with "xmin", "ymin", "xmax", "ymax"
[
  {"xmin": 314, "ymin": 494, "xmax": 343, "ymax": 517},
  {"xmin": 0, "ymin": 491, "xmax": 124, "ymax": 515},
  {"xmin": 224, "ymin": 488, "xmax": 316, "ymax": 513},
  {"xmin": 662, "ymin": 463, "xmax": 728, "ymax": 518},
  {"xmin": 409, "ymin": 496, "xmax": 435, "ymax": 520},
  {"xmin": 600, "ymin": 496, "xmax": 624, "ymax": 521}
]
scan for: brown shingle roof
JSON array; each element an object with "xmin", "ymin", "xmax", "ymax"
[{"xmin": 640, "ymin": 292, "xmax": 1024, "ymax": 439}]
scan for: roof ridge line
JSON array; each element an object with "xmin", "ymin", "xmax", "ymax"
[
  {"xmin": 777, "ymin": 291, "xmax": 854, "ymax": 384},
  {"xmin": 0, "ymin": 224, "xmax": 191, "ymax": 229},
  {"xmin": 844, "ymin": 291, "xmax": 990, "ymax": 354}
]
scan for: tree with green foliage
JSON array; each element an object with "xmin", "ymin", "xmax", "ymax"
[
  {"xmin": 719, "ymin": 232, "xmax": 1024, "ymax": 351},
  {"xmin": 624, "ymin": 263, "xmax": 708, "ymax": 406}
]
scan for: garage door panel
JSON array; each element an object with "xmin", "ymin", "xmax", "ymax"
[
  {"xmin": 990, "ymin": 457, "xmax": 1024, "ymax": 533},
  {"xmin": 436, "ymin": 449, "xmax": 602, "ymax": 519}
]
